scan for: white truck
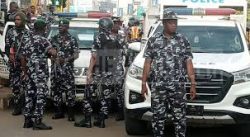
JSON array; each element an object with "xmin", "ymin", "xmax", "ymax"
[{"xmin": 124, "ymin": 0, "xmax": 250, "ymax": 136}]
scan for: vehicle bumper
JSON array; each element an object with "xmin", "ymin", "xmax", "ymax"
[
  {"xmin": 125, "ymin": 74, "xmax": 250, "ymax": 125},
  {"xmin": 126, "ymin": 108, "xmax": 250, "ymax": 125}
]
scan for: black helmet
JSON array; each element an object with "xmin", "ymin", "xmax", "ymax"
[
  {"xmin": 163, "ymin": 10, "xmax": 178, "ymax": 20},
  {"xmin": 98, "ymin": 17, "xmax": 114, "ymax": 31},
  {"xmin": 112, "ymin": 16, "xmax": 122, "ymax": 22}
]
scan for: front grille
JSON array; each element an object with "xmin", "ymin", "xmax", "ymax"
[
  {"xmin": 74, "ymin": 85, "xmax": 86, "ymax": 94},
  {"xmin": 186, "ymin": 69, "xmax": 234, "ymax": 103},
  {"xmin": 83, "ymin": 68, "xmax": 88, "ymax": 76}
]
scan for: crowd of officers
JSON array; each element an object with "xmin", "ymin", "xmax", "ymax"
[{"xmin": 5, "ymin": 2, "xmax": 144, "ymax": 131}]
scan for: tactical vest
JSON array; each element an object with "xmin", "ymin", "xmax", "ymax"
[
  {"xmin": 130, "ymin": 26, "xmax": 141, "ymax": 40},
  {"xmin": 94, "ymin": 39, "xmax": 120, "ymax": 74}
]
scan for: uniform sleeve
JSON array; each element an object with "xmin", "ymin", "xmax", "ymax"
[
  {"xmin": 72, "ymin": 37, "xmax": 79, "ymax": 53},
  {"xmin": 49, "ymin": 35, "xmax": 58, "ymax": 49},
  {"xmin": 183, "ymin": 36, "xmax": 193, "ymax": 61},
  {"xmin": 92, "ymin": 33, "xmax": 106, "ymax": 53},
  {"xmin": 5, "ymin": 29, "xmax": 12, "ymax": 57},
  {"xmin": 143, "ymin": 37, "xmax": 155, "ymax": 60}
]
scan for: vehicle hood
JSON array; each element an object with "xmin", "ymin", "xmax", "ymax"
[
  {"xmin": 133, "ymin": 51, "xmax": 250, "ymax": 73},
  {"xmin": 192, "ymin": 53, "xmax": 250, "ymax": 72},
  {"xmin": 74, "ymin": 49, "xmax": 91, "ymax": 68}
]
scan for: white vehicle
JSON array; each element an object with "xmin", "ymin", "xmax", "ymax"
[{"xmin": 124, "ymin": 0, "xmax": 250, "ymax": 136}]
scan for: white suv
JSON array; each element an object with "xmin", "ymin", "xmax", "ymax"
[{"xmin": 124, "ymin": 17, "xmax": 250, "ymax": 136}]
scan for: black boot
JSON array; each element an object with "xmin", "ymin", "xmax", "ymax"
[
  {"xmin": 67, "ymin": 107, "xmax": 75, "ymax": 122},
  {"xmin": 23, "ymin": 117, "xmax": 33, "ymax": 128},
  {"xmin": 12, "ymin": 105, "xmax": 22, "ymax": 116},
  {"xmin": 115, "ymin": 107, "xmax": 124, "ymax": 121},
  {"xmin": 52, "ymin": 106, "xmax": 65, "ymax": 119},
  {"xmin": 12, "ymin": 93, "xmax": 25, "ymax": 116},
  {"xmin": 74, "ymin": 115, "xmax": 92, "ymax": 128},
  {"xmin": 33, "ymin": 119, "xmax": 52, "ymax": 130},
  {"xmin": 93, "ymin": 115, "xmax": 105, "ymax": 128}
]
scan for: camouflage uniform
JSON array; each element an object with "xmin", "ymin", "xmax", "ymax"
[
  {"xmin": 50, "ymin": 32, "xmax": 79, "ymax": 110},
  {"xmin": 143, "ymin": 32, "xmax": 193, "ymax": 137},
  {"xmin": 112, "ymin": 32, "xmax": 126, "ymax": 119},
  {"xmin": 5, "ymin": 27, "xmax": 30, "ymax": 114},
  {"xmin": 44, "ymin": 12, "xmax": 56, "ymax": 36},
  {"xmin": 21, "ymin": 33, "xmax": 52, "ymax": 122}
]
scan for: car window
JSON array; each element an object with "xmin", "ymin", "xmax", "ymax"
[
  {"xmin": 48, "ymin": 27, "xmax": 98, "ymax": 49},
  {"xmin": 153, "ymin": 25, "xmax": 244, "ymax": 53}
]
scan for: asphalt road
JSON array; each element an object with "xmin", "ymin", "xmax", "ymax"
[{"xmin": 0, "ymin": 110, "xmax": 240, "ymax": 137}]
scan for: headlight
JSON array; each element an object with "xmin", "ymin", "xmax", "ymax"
[
  {"xmin": 128, "ymin": 64, "xmax": 143, "ymax": 80},
  {"xmin": 232, "ymin": 68, "xmax": 250, "ymax": 84},
  {"xmin": 74, "ymin": 67, "xmax": 83, "ymax": 76}
]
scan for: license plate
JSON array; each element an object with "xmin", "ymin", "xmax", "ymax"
[{"xmin": 186, "ymin": 105, "xmax": 204, "ymax": 116}]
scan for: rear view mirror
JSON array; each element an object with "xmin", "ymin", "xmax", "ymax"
[{"xmin": 128, "ymin": 42, "xmax": 141, "ymax": 52}]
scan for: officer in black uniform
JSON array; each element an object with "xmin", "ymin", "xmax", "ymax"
[{"xmin": 75, "ymin": 17, "xmax": 122, "ymax": 128}]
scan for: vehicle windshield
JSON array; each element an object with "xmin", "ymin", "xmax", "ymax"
[
  {"xmin": 48, "ymin": 27, "xmax": 98, "ymax": 49},
  {"xmin": 154, "ymin": 25, "xmax": 244, "ymax": 53}
]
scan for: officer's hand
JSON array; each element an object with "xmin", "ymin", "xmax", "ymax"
[
  {"xmin": 86, "ymin": 72, "xmax": 93, "ymax": 85},
  {"xmin": 49, "ymin": 48, "xmax": 57, "ymax": 57},
  {"xmin": 189, "ymin": 84, "xmax": 196, "ymax": 100},
  {"xmin": 141, "ymin": 83, "xmax": 148, "ymax": 100}
]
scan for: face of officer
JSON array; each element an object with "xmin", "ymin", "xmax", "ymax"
[
  {"xmin": 30, "ymin": 6, "xmax": 36, "ymax": 14},
  {"xmin": 112, "ymin": 21, "xmax": 120, "ymax": 33},
  {"xmin": 14, "ymin": 15, "xmax": 22, "ymax": 28},
  {"xmin": 163, "ymin": 19, "xmax": 177, "ymax": 35},
  {"xmin": 10, "ymin": 3, "xmax": 18, "ymax": 13},
  {"xmin": 59, "ymin": 24, "xmax": 69, "ymax": 34},
  {"xmin": 50, "ymin": 7, "xmax": 55, "ymax": 13}
]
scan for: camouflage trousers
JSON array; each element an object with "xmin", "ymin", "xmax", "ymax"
[
  {"xmin": 82, "ymin": 74, "xmax": 114, "ymax": 118},
  {"xmin": 9, "ymin": 63, "xmax": 25, "ymax": 105},
  {"xmin": 151, "ymin": 85, "xmax": 187, "ymax": 137},
  {"xmin": 51, "ymin": 66, "xmax": 76, "ymax": 108},
  {"xmin": 114, "ymin": 73, "xmax": 124, "ymax": 110},
  {"xmin": 23, "ymin": 77, "xmax": 48, "ymax": 121}
]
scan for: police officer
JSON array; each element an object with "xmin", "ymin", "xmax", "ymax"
[
  {"xmin": 21, "ymin": 19, "xmax": 56, "ymax": 130},
  {"xmin": 46, "ymin": 5, "xmax": 56, "ymax": 24},
  {"xmin": 50, "ymin": 19, "xmax": 79, "ymax": 122},
  {"xmin": 111, "ymin": 16, "xmax": 126, "ymax": 121},
  {"xmin": 74, "ymin": 17, "xmax": 119, "ymax": 128},
  {"xmin": 5, "ymin": 2, "xmax": 19, "ymax": 23},
  {"xmin": 141, "ymin": 11, "xmax": 196, "ymax": 137},
  {"xmin": 5, "ymin": 12, "xmax": 30, "ymax": 116},
  {"xmin": 44, "ymin": 5, "xmax": 56, "ymax": 36}
]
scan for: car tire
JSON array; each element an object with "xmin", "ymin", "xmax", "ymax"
[
  {"xmin": 125, "ymin": 109, "xmax": 148, "ymax": 135},
  {"xmin": 237, "ymin": 124, "xmax": 250, "ymax": 137}
]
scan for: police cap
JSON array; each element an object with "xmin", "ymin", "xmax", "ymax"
[
  {"xmin": 59, "ymin": 18, "xmax": 70, "ymax": 26},
  {"xmin": 163, "ymin": 10, "xmax": 178, "ymax": 20},
  {"xmin": 34, "ymin": 19, "xmax": 46, "ymax": 30}
]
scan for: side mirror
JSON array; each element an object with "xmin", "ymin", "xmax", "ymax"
[{"xmin": 128, "ymin": 42, "xmax": 142, "ymax": 52}]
